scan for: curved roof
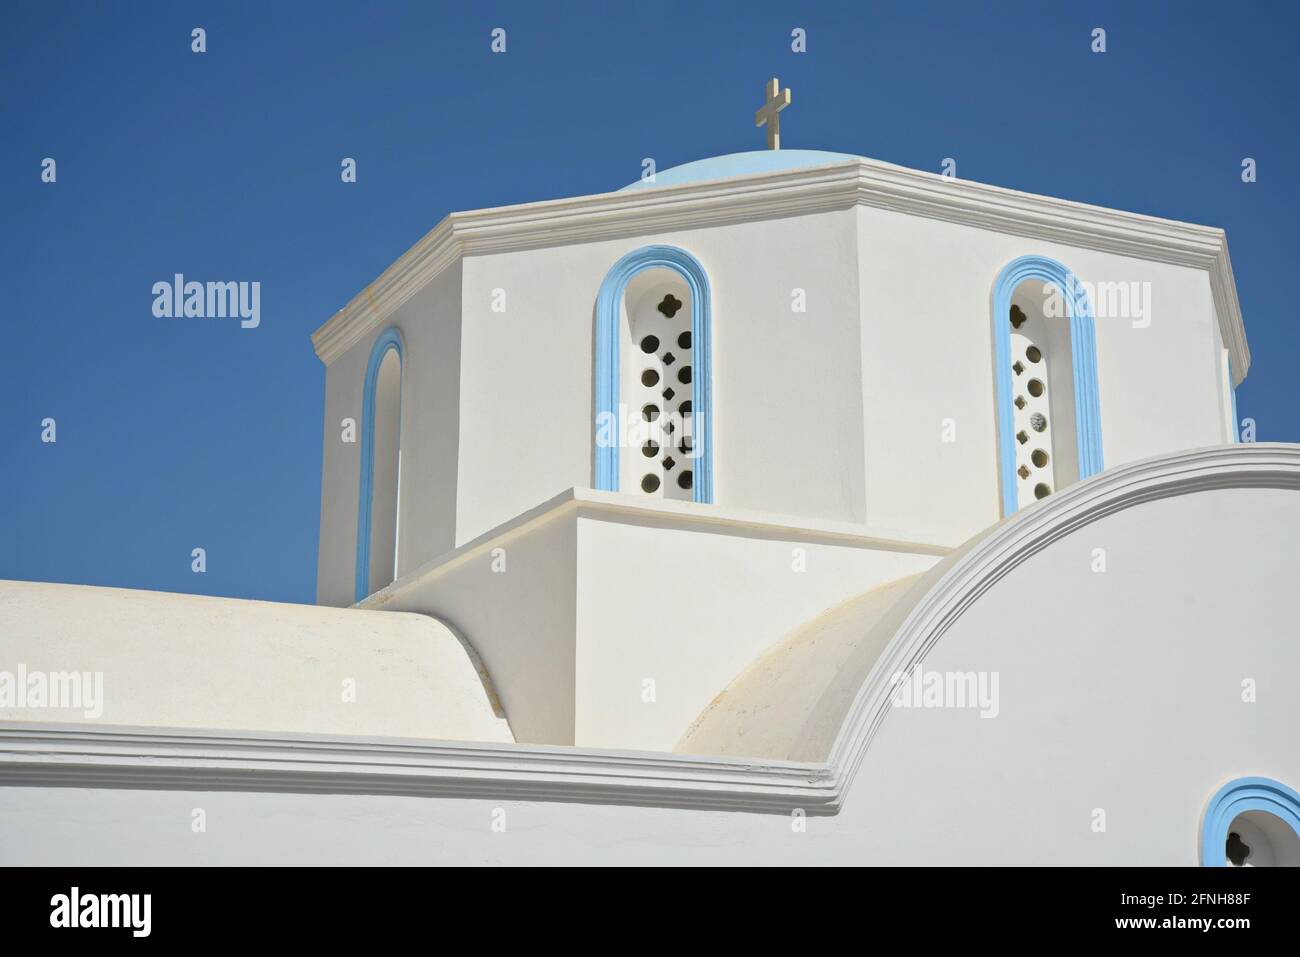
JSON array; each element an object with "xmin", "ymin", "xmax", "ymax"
[
  {"xmin": 0, "ymin": 580, "xmax": 515, "ymax": 744},
  {"xmin": 620, "ymin": 150, "xmax": 860, "ymax": 191},
  {"xmin": 676, "ymin": 574, "xmax": 928, "ymax": 762}
]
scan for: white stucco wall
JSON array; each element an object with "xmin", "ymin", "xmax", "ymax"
[
  {"xmin": 455, "ymin": 210, "xmax": 868, "ymax": 545},
  {"xmin": 857, "ymin": 206, "xmax": 1232, "ymax": 541},
  {"xmin": 843, "ymin": 480, "xmax": 1300, "ymax": 864},
  {"xmin": 573, "ymin": 509, "xmax": 937, "ymax": 751},
  {"xmin": 316, "ymin": 264, "xmax": 463, "ymax": 606},
  {"xmin": 317, "ymin": 186, "xmax": 1237, "ymax": 605},
  {"xmin": 365, "ymin": 497, "xmax": 580, "ymax": 748},
  {"xmin": 360, "ymin": 488, "xmax": 946, "ymax": 750},
  {"xmin": 4, "ymin": 453, "xmax": 1294, "ymax": 865}
]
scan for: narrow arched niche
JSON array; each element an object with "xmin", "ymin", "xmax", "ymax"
[
  {"xmin": 1007, "ymin": 278, "xmax": 1079, "ymax": 506},
  {"xmin": 992, "ymin": 256, "xmax": 1103, "ymax": 516},
  {"xmin": 355, "ymin": 329, "xmax": 404, "ymax": 602},
  {"xmin": 620, "ymin": 269, "xmax": 695, "ymax": 501},
  {"xmin": 594, "ymin": 245, "xmax": 713, "ymax": 503}
]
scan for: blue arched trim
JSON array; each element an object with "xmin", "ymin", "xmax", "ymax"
[
  {"xmin": 1201, "ymin": 776, "xmax": 1300, "ymax": 866},
  {"xmin": 594, "ymin": 245, "xmax": 713, "ymax": 502},
  {"xmin": 1229, "ymin": 356, "xmax": 1240, "ymax": 443},
  {"xmin": 355, "ymin": 327, "xmax": 404, "ymax": 603},
  {"xmin": 992, "ymin": 255, "xmax": 1104, "ymax": 517}
]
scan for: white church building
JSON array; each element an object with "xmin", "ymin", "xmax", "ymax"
[{"xmin": 3, "ymin": 85, "xmax": 1299, "ymax": 865}]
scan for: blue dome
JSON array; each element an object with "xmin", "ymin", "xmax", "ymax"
[{"xmin": 620, "ymin": 150, "xmax": 860, "ymax": 191}]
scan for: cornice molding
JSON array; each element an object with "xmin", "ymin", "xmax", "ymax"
[
  {"xmin": 0, "ymin": 724, "xmax": 837, "ymax": 814},
  {"xmin": 311, "ymin": 157, "xmax": 1248, "ymax": 380},
  {"xmin": 3, "ymin": 445, "xmax": 1295, "ymax": 814}
]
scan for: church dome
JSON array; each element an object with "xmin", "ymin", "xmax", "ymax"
[{"xmin": 620, "ymin": 149, "xmax": 860, "ymax": 191}]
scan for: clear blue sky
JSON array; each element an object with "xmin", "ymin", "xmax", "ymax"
[{"xmin": 3, "ymin": 0, "xmax": 1296, "ymax": 603}]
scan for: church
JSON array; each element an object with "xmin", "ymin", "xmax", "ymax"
[{"xmin": 3, "ymin": 80, "xmax": 1298, "ymax": 866}]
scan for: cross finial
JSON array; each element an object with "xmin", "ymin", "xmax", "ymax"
[{"xmin": 754, "ymin": 77, "xmax": 791, "ymax": 150}]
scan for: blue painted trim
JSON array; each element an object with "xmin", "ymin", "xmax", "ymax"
[
  {"xmin": 594, "ymin": 245, "xmax": 713, "ymax": 503},
  {"xmin": 1201, "ymin": 776, "xmax": 1300, "ymax": 866},
  {"xmin": 1229, "ymin": 356, "xmax": 1240, "ymax": 443},
  {"xmin": 355, "ymin": 327, "xmax": 404, "ymax": 603},
  {"xmin": 992, "ymin": 256, "xmax": 1104, "ymax": 517}
]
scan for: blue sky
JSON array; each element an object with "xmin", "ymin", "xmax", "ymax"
[{"xmin": 3, "ymin": 0, "xmax": 1296, "ymax": 603}]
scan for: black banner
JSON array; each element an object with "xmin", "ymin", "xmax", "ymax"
[{"xmin": 0, "ymin": 865, "xmax": 1287, "ymax": 941}]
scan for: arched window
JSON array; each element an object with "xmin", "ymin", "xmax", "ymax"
[
  {"xmin": 355, "ymin": 328, "xmax": 404, "ymax": 602},
  {"xmin": 594, "ymin": 245, "xmax": 713, "ymax": 503},
  {"xmin": 992, "ymin": 256, "xmax": 1103, "ymax": 516},
  {"xmin": 1201, "ymin": 777, "xmax": 1300, "ymax": 867}
]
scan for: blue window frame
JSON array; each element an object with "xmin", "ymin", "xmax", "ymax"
[{"xmin": 594, "ymin": 245, "xmax": 714, "ymax": 503}]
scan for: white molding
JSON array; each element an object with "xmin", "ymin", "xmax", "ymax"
[
  {"xmin": 3, "ymin": 445, "xmax": 1295, "ymax": 813},
  {"xmin": 357, "ymin": 487, "xmax": 954, "ymax": 611},
  {"xmin": 0, "ymin": 724, "xmax": 837, "ymax": 814},
  {"xmin": 310, "ymin": 157, "xmax": 1249, "ymax": 381}
]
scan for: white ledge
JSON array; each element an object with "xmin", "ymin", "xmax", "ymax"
[
  {"xmin": 0, "ymin": 724, "xmax": 836, "ymax": 814},
  {"xmin": 358, "ymin": 487, "xmax": 955, "ymax": 611},
  {"xmin": 310, "ymin": 156, "xmax": 1248, "ymax": 383}
]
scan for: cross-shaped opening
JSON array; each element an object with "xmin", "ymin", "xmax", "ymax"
[{"xmin": 657, "ymin": 294, "xmax": 683, "ymax": 318}]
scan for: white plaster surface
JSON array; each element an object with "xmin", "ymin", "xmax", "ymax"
[
  {"xmin": 0, "ymin": 580, "xmax": 512, "ymax": 743},
  {"xmin": 362, "ymin": 488, "xmax": 945, "ymax": 750},
  {"xmin": 316, "ymin": 191, "xmax": 1238, "ymax": 600},
  {"xmin": 677, "ymin": 573, "xmax": 925, "ymax": 761},
  {"xmin": 2, "ymin": 469, "xmax": 1298, "ymax": 864},
  {"xmin": 573, "ymin": 511, "xmax": 938, "ymax": 751}
]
